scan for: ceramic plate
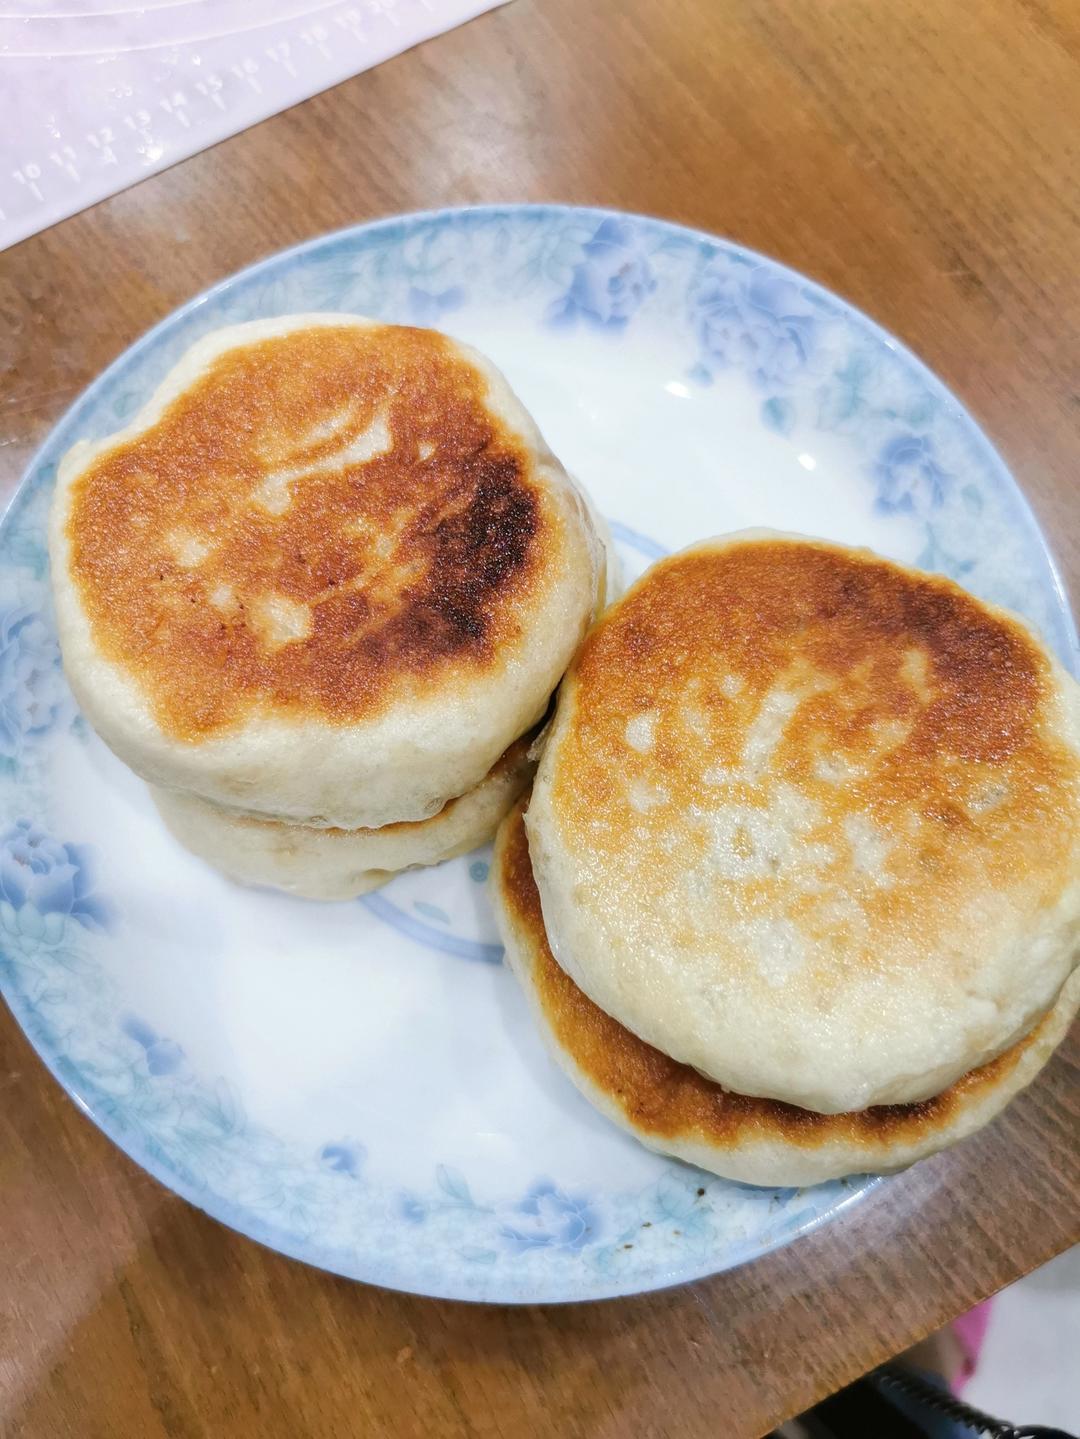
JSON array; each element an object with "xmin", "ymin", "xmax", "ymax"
[{"xmin": 2, "ymin": 206, "xmax": 1075, "ymax": 1304}]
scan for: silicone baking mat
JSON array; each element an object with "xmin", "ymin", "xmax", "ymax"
[{"xmin": 0, "ymin": 0, "xmax": 508, "ymax": 251}]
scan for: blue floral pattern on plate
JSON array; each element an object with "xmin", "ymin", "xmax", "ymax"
[
  {"xmin": 501, "ymin": 1181, "xmax": 599, "ymax": 1253},
  {"xmin": 874, "ymin": 432, "xmax": 950, "ymax": 514},
  {"xmin": 690, "ymin": 259, "xmax": 821, "ymax": 388},
  {"xmin": 0, "ymin": 607, "xmax": 66, "ymax": 764},
  {"xmin": 0, "ymin": 206, "xmax": 1074, "ymax": 1305},
  {"xmin": 548, "ymin": 217, "xmax": 658, "ymax": 329},
  {"xmin": 0, "ymin": 819, "xmax": 111, "ymax": 935}
]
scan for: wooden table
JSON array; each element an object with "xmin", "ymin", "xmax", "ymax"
[{"xmin": 2, "ymin": 2, "xmax": 1078, "ymax": 1434}]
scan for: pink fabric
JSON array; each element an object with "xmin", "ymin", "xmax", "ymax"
[{"xmin": 952, "ymin": 1299, "xmax": 994, "ymax": 1391}]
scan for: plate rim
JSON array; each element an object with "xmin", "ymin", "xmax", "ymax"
[{"xmin": 1, "ymin": 202, "xmax": 1072, "ymax": 1304}]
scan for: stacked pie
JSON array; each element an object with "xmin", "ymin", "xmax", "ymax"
[
  {"xmin": 493, "ymin": 533, "xmax": 1080, "ymax": 1183},
  {"xmin": 49, "ymin": 314, "xmax": 605, "ymax": 898}
]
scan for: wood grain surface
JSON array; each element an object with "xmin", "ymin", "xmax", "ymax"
[{"xmin": 2, "ymin": 1, "xmax": 1079, "ymax": 1435}]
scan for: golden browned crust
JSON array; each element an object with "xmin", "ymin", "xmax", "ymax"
[
  {"xmin": 550, "ymin": 539, "xmax": 1078, "ymax": 1003},
  {"xmin": 501, "ymin": 801, "xmax": 1050, "ymax": 1151},
  {"xmin": 66, "ymin": 325, "xmax": 547, "ymax": 739}
]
